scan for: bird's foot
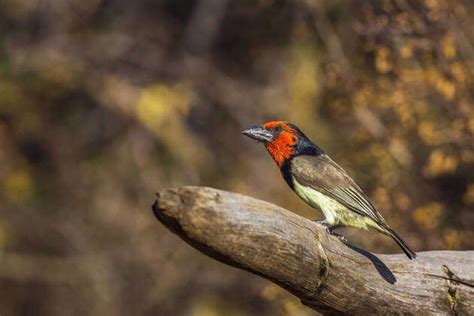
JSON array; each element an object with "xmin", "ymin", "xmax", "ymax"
[
  {"xmin": 312, "ymin": 219, "xmax": 329, "ymax": 226},
  {"xmin": 329, "ymin": 231, "xmax": 347, "ymax": 243},
  {"xmin": 312, "ymin": 220, "xmax": 347, "ymax": 243}
]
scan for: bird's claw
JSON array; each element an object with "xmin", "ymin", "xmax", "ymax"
[
  {"xmin": 312, "ymin": 219, "xmax": 329, "ymax": 226},
  {"xmin": 331, "ymin": 232, "xmax": 347, "ymax": 243},
  {"xmin": 313, "ymin": 219, "xmax": 347, "ymax": 243}
]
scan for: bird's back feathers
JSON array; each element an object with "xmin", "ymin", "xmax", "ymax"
[
  {"xmin": 289, "ymin": 154, "xmax": 385, "ymax": 224},
  {"xmin": 288, "ymin": 154, "xmax": 417, "ymax": 259}
]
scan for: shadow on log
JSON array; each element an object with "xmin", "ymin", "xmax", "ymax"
[{"xmin": 152, "ymin": 186, "xmax": 474, "ymax": 315}]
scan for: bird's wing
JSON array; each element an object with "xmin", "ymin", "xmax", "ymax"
[{"xmin": 290, "ymin": 154, "xmax": 386, "ymax": 223}]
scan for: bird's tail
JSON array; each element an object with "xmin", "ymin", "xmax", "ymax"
[{"xmin": 380, "ymin": 225, "xmax": 417, "ymax": 260}]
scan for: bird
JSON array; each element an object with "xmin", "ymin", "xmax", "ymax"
[{"xmin": 242, "ymin": 121, "xmax": 417, "ymax": 259}]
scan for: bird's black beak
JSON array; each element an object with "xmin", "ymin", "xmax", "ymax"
[{"xmin": 241, "ymin": 125, "xmax": 273, "ymax": 142}]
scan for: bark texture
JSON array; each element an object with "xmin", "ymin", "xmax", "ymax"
[{"xmin": 152, "ymin": 186, "xmax": 474, "ymax": 315}]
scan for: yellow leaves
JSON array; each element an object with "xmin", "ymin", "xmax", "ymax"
[
  {"xmin": 442, "ymin": 228, "xmax": 463, "ymax": 249},
  {"xmin": 261, "ymin": 284, "xmax": 284, "ymax": 300},
  {"xmin": 135, "ymin": 82, "xmax": 208, "ymax": 167},
  {"xmin": 283, "ymin": 300, "xmax": 305, "ymax": 315},
  {"xmin": 418, "ymin": 119, "xmax": 465, "ymax": 146},
  {"xmin": 413, "ymin": 202, "xmax": 443, "ymax": 230},
  {"xmin": 190, "ymin": 295, "xmax": 243, "ymax": 316},
  {"xmin": 435, "ymin": 77, "xmax": 456, "ymax": 101},
  {"xmin": 96, "ymin": 75, "xmax": 140, "ymax": 114},
  {"xmin": 423, "ymin": 150, "xmax": 458, "ymax": 178},
  {"xmin": 398, "ymin": 67, "xmax": 424, "ymax": 84},
  {"xmin": 463, "ymin": 184, "xmax": 474, "ymax": 205},
  {"xmin": 136, "ymin": 83, "xmax": 193, "ymax": 129},
  {"xmin": 425, "ymin": 67, "xmax": 456, "ymax": 101},
  {"xmin": 352, "ymin": 87, "xmax": 371, "ymax": 108},
  {"xmin": 394, "ymin": 102, "xmax": 414, "ymax": 125},
  {"xmin": 389, "ymin": 90, "xmax": 405, "ymax": 107},
  {"xmin": 394, "ymin": 13, "xmax": 414, "ymax": 34},
  {"xmin": 450, "ymin": 62, "xmax": 467, "ymax": 85},
  {"xmin": 4, "ymin": 168, "xmax": 33, "ymax": 203},
  {"xmin": 399, "ymin": 44, "xmax": 413, "ymax": 59},
  {"xmin": 389, "ymin": 137, "xmax": 412, "ymax": 167},
  {"xmin": 441, "ymin": 33, "xmax": 456, "ymax": 59},
  {"xmin": 394, "ymin": 192, "xmax": 411, "ymax": 211},
  {"xmin": 425, "ymin": 0, "xmax": 439, "ymax": 9},
  {"xmin": 418, "ymin": 121, "xmax": 441, "ymax": 145},
  {"xmin": 375, "ymin": 47, "xmax": 392, "ymax": 73},
  {"xmin": 286, "ymin": 42, "xmax": 320, "ymax": 120}
]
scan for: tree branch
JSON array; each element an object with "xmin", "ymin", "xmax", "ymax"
[{"xmin": 152, "ymin": 186, "xmax": 474, "ymax": 315}]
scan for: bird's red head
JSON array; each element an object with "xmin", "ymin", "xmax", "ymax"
[{"xmin": 242, "ymin": 121, "xmax": 319, "ymax": 167}]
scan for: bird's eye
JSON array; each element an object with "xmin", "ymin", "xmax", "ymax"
[{"xmin": 274, "ymin": 125, "xmax": 282, "ymax": 132}]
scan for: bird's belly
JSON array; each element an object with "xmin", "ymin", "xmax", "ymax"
[{"xmin": 293, "ymin": 180, "xmax": 374, "ymax": 229}]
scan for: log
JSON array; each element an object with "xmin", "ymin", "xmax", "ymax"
[{"xmin": 152, "ymin": 186, "xmax": 474, "ymax": 315}]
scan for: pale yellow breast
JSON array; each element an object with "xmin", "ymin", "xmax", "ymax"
[{"xmin": 292, "ymin": 178, "xmax": 375, "ymax": 229}]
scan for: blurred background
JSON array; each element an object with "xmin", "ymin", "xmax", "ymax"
[{"xmin": 0, "ymin": 0, "xmax": 473, "ymax": 315}]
